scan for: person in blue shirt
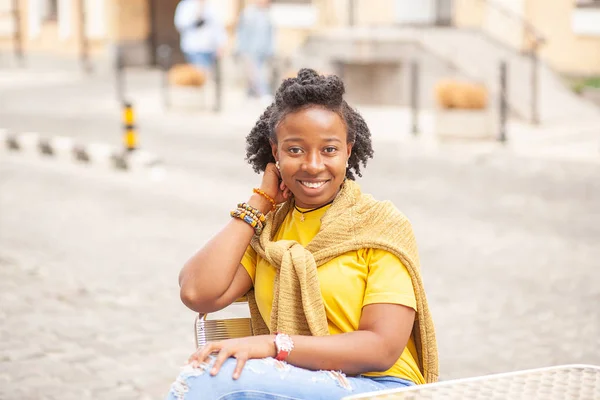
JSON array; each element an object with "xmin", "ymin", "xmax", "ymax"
[{"xmin": 236, "ymin": 0, "xmax": 275, "ymax": 101}]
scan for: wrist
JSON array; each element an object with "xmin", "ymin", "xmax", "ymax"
[
  {"xmin": 274, "ymin": 332, "xmax": 294, "ymax": 361},
  {"xmin": 268, "ymin": 334, "xmax": 277, "ymax": 358},
  {"xmin": 248, "ymin": 194, "xmax": 272, "ymax": 215}
]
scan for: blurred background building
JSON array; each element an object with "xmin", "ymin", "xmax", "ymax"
[
  {"xmin": 1, "ymin": 1, "xmax": 598, "ymax": 69},
  {"xmin": 1, "ymin": 0, "xmax": 598, "ymax": 118}
]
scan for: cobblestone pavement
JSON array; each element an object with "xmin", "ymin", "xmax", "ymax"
[{"xmin": 1, "ymin": 142, "xmax": 599, "ymax": 399}]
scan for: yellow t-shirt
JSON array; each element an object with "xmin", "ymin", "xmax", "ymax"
[{"xmin": 241, "ymin": 204, "xmax": 425, "ymax": 384}]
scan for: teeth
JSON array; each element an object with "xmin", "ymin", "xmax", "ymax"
[{"xmin": 301, "ymin": 181, "xmax": 326, "ymax": 189}]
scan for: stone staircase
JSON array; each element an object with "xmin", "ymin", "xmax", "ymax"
[{"xmin": 413, "ymin": 27, "xmax": 600, "ymax": 125}]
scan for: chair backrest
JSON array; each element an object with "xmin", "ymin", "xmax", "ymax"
[{"xmin": 194, "ymin": 296, "xmax": 254, "ymax": 348}]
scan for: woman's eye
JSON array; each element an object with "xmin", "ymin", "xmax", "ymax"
[
  {"xmin": 324, "ymin": 147, "xmax": 337, "ymax": 153},
  {"xmin": 289, "ymin": 147, "xmax": 302, "ymax": 154}
]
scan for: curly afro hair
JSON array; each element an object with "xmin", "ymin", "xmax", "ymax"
[{"xmin": 245, "ymin": 68, "xmax": 374, "ymax": 180}]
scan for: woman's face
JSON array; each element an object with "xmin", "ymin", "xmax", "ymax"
[{"xmin": 271, "ymin": 106, "xmax": 352, "ymax": 209}]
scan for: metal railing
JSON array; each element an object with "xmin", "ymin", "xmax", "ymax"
[
  {"xmin": 77, "ymin": 0, "xmax": 92, "ymax": 73},
  {"xmin": 475, "ymin": 0, "xmax": 546, "ymax": 44},
  {"xmin": 475, "ymin": 0, "xmax": 546, "ymax": 124}
]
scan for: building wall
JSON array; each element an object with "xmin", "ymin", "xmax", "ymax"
[
  {"xmin": 393, "ymin": 0, "xmax": 437, "ymax": 25},
  {"xmin": 526, "ymin": 0, "xmax": 600, "ymax": 76},
  {"xmin": 356, "ymin": 0, "xmax": 396, "ymax": 26},
  {"xmin": 0, "ymin": 0, "xmax": 158, "ymax": 64},
  {"xmin": 106, "ymin": 0, "xmax": 152, "ymax": 65},
  {"xmin": 454, "ymin": 0, "xmax": 600, "ymax": 75},
  {"xmin": 270, "ymin": 1, "xmax": 319, "ymax": 55},
  {"xmin": 453, "ymin": 0, "xmax": 485, "ymax": 27},
  {"xmin": 484, "ymin": 0, "xmax": 526, "ymax": 50},
  {"xmin": 0, "ymin": 0, "xmax": 110, "ymax": 56},
  {"xmin": 1, "ymin": 0, "xmax": 391, "ymax": 65},
  {"xmin": 106, "ymin": 0, "xmax": 148, "ymax": 42},
  {"xmin": 454, "ymin": 0, "xmax": 527, "ymax": 49}
]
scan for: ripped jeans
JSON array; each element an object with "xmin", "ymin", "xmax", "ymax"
[{"xmin": 167, "ymin": 356, "xmax": 414, "ymax": 400}]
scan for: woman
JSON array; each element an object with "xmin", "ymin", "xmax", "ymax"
[{"xmin": 168, "ymin": 69, "xmax": 438, "ymax": 400}]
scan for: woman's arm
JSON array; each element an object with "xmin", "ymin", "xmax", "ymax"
[
  {"xmin": 178, "ymin": 193, "xmax": 270, "ymax": 312},
  {"xmin": 194, "ymin": 303, "xmax": 416, "ymax": 378},
  {"xmin": 179, "ymin": 163, "xmax": 287, "ymax": 313},
  {"xmin": 287, "ymin": 303, "xmax": 415, "ymax": 375}
]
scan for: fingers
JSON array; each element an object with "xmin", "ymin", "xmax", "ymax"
[
  {"xmin": 233, "ymin": 353, "xmax": 249, "ymax": 380},
  {"xmin": 206, "ymin": 348, "xmax": 248, "ymax": 380},
  {"xmin": 210, "ymin": 346, "xmax": 232, "ymax": 376},
  {"xmin": 188, "ymin": 342, "xmax": 217, "ymax": 366},
  {"xmin": 280, "ymin": 180, "xmax": 293, "ymax": 200},
  {"xmin": 187, "ymin": 341, "xmax": 249, "ymax": 379},
  {"xmin": 268, "ymin": 162, "xmax": 279, "ymax": 174}
]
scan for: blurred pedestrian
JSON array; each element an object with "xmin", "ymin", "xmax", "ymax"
[
  {"xmin": 235, "ymin": 0, "xmax": 275, "ymax": 103},
  {"xmin": 174, "ymin": 0, "xmax": 227, "ymax": 71}
]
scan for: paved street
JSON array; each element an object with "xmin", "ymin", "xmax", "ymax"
[{"xmin": 1, "ymin": 66, "xmax": 600, "ymax": 399}]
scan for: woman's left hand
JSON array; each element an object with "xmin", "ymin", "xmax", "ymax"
[{"xmin": 188, "ymin": 335, "xmax": 276, "ymax": 379}]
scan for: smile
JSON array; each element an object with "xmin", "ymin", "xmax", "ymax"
[{"xmin": 299, "ymin": 180, "xmax": 329, "ymax": 189}]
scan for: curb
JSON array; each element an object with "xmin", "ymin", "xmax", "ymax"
[{"xmin": 0, "ymin": 129, "xmax": 162, "ymax": 172}]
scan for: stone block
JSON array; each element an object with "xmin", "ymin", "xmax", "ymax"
[{"xmin": 434, "ymin": 108, "xmax": 496, "ymax": 140}]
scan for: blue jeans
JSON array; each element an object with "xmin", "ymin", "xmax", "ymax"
[
  {"xmin": 185, "ymin": 51, "xmax": 215, "ymax": 69},
  {"xmin": 166, "ymin": 357, "xmax": 415, "ymax": 400}
]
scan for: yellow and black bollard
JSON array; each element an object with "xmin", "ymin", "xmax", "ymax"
[{"xmin": 122, "ymin": 102, "xmax": 137, "ymax": 152}]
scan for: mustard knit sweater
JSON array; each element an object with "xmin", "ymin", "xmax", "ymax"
[{"xmin": 247, "ymin": 180, "xmax": 439, "ymax": 383}]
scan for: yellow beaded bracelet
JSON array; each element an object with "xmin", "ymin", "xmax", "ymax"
[{"xmin": 253, "ymin": 188, "xmax": 276, "ymax": 211}]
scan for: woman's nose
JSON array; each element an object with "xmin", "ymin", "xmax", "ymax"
[{"xmin": 303, "ymin": 152, "xmax": 324, "ymax": 174}]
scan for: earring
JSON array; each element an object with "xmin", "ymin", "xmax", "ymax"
[
  {"xmin": 346, "ymin": 161, "xmax": 349, "ymax": 168},
  {"xmin": 276, "ymin": 161, "xmax": 280, "ymax": 170}
]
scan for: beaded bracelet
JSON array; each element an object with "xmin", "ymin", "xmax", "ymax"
[
  {"xmin": 231, "ymin": 208, "xmax": 263, "ymax": 229},
  {"xmin": 237, "ymin": 203, "xmax": 266, "ymax": 223},
  {"xmin": 230, "ymin": 209, "xmax": 263, "ymax": 235},
  {"xmin": 253, "ymin": 188, "xmax": 276, "ymax": 211},
  {"xmin": 230, "ymin": 210, "xmax": 262, "ymax": 235}
]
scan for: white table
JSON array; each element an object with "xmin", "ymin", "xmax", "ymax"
[{"xmin": 342, "ymin": 364, "xmax": 600, "ymax": 400}]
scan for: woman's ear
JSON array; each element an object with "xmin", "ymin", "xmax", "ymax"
[
  {"xmin": 270, "ymin": 140, "xmax": 278, "ymax": 162},
  {"xmin": 346, "ymin": 142, "xmax": 353, "ymax": 159}
]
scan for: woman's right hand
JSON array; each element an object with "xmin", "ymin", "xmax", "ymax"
[{"xmin": 260, "ymin": 162, "xmax": 291, "ymax": 205}]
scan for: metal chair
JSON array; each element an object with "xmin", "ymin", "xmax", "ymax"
[{"xmin": 194, "ymin": 296, "xmax": 254, "ymax": 348}]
